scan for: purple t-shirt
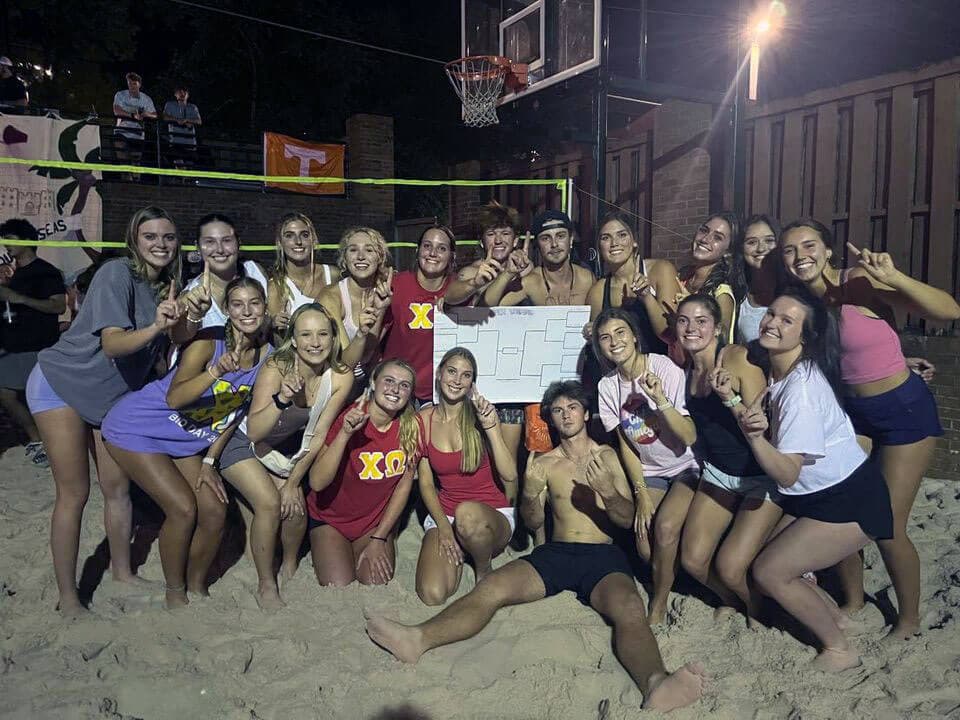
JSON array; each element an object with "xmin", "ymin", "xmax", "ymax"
[
  {"xmin": 102, "ymin": 336, "xmax": 269, "ymax": 457},
  {"xmin": 598, "ymin": 353, "xmax": 698, "ymax": 478}
]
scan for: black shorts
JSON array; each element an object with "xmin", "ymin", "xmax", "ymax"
[
  {"xmin": 523, "ymin": 542, "xmax": 634, "ymax": 605},
  {"xmin": 777, "ymin": 459, "xmax": 893, "ymax": 540}
]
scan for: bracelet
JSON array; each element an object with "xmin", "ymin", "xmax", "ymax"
[
  {"xmin": 187, "ymin": 315, "xmax": 203, "ymax": 324},
  {"xmin": 656, "ymin": 401, "xmax": 673, "ymax": 411},
  {"xmin": 202, "ymin": 456, "xmax": 216, "ymax": 466},
  {"xmin": 369, "ymin": 535, "xmax": 388, "ymax": 543},
  {"xmin": 722, "ymin": 394, "xmax": 743, "ymax": 408},
  {"xmin": 273, "ymin": 392, "xmax": 293, "ymax": 410},
  {"xmin": 206, "ymin": 366, "xmax": 220, "ymax": 381}
]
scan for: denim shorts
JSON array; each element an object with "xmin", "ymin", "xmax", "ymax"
[
  {"xmin": 25, "ymin": 364, "xmax": 68, "ymax": 415},
  {"xmin": 699, "ymin": 461, "xmax": 779, "ymax": 503},
  {"xmin": 643, "ymin": 466, "xmax": 700, "ymax": 492},
  {"xmin": 844, "ymin": 372, "xmax": 943, "ymax": 446}
]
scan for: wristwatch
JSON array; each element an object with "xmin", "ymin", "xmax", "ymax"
[{"xmin": 273, "ymin": 392, "xmax": 293, "ymax": 410}]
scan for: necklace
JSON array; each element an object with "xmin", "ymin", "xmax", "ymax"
[
  {"xmin": 541, "ymin": 264, "xmax": 575, "ymax": 305},
  {"xmin": 559, "ymin": 442, "xmax": 592, "ymax": 469}
]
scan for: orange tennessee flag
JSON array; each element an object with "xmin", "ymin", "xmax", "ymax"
[{"xmin": 263, "ymin": 132, "xmax": 345, "ymax": 195}]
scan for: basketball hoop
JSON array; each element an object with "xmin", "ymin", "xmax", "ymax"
[{"xmin": 445, "ymin": 56, "xmax": 528, "ymax": 128}]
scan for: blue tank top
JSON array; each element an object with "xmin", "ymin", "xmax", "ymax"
[{"xmin": 102, "ymin": 334, "xmax": 270, "ymax": 457}]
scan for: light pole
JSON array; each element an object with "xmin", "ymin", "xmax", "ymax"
[{"xmin": 747, "ymin": 2, "xmax": 786, "ymax": 101}]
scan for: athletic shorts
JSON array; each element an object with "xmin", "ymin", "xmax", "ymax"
[
  {"xmin": 422, "ymin": 506, "xmax": 516, "ymax": 534},
  {"xmin": 699, "ymin": 461, "xmax": 779, "ymax": 503},
  {"xmin": 844, "ymin": 372, "xmax": 943, "ymax": 446},
  {"xmin": 643, "ymin": 466, "xmax": 700, "ymax": 493},
  {"xmin": 523, "ymin": 541, "xmax": 634, "ymax": 605},
  {"xmin": 219, "ymin": 429, "xmax": 257, "ymax": 471},
  {"xmin": 0, "ymin": 350, "xmax": 39, "ymax": 391},
  {"xmin": 25, "ymin": 364, "xmax": 68, "ymax": 415},
  {"xmin": 777, "ymin": 459, "xmax": 893, "ymax": 540}
]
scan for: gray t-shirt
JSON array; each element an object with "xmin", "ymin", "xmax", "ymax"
[
  {"xmin": 162, "ymin": 101, "xmax": 200, "ymax": 145},
  {"xmin": 38, "ymin": 258, "xmax": 167, "ymax": 425},
  {"xmin": 113, "ymin": 90, "xmax": 156, "ymax": 140}
]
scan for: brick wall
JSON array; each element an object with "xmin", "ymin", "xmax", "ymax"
[
  {"xmin": 650, "ymin": 100, "xmax": 713, "ymax": 263},
  {"xmin": 899, "ymin": 335, "xmax": 960, "ymax": 481},
  {"xmin": 101, "ymin": 114, "xmax": 394, "ymax": 259}
]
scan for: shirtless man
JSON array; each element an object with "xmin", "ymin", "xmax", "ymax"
[
  {"xmin": 443, "ymin": 201, "xmax": 528, "ymax": 307},
  {"xmin": 483, "ymin": 209, "xmax": 595, "ymax": 307},
  {"xmin": 366, "ymin": 381, "xmax": 707, "ymax": 713}
]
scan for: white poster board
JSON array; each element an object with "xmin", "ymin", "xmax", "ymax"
[{"xmin": 433, "ymin": 305, "xmax": 590, "ymax": 403}]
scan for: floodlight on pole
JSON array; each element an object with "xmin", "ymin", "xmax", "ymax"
[{"xmin": 746, "ymin": 1, "xmax": 786, "ymax": 101}]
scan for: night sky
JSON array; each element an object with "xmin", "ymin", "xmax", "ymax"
[{"xmin": 7, "ymin": 0, "xmax": 960, "ymax": 185}]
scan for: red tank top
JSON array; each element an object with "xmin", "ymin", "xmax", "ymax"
[
  {"xmin": 305, "ymin": 408, "xmax": 412, "ymax": 541},
  {"xmin": 420, "ymin": 412, "xmax": 509, "ymax": 517},
  {"xmin": 381, "ymin": 271, "xmax": 451, "ymax": 401}
]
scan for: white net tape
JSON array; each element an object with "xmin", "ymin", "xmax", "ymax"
[{"xmin": 444, "ymin": 57, "xmax": 507, "ymax": 128}]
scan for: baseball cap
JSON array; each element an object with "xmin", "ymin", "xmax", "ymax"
[
  {"xmin": 0, "ymin": 57, "xmax": 14, "ymax": 67},
  {"xmin": 531, "ymin": 209, "xmax": 574, "ymax": 238}
]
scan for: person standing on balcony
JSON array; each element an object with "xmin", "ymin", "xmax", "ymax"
[
  {"xmin": 112, "ymin": 72, "xmax": 156, "ymax": 175},
  {"xmin": 162, "ymin": 85, "xmax": 201, "ymax": 170}
]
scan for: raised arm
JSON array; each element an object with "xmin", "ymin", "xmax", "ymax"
[
  {"xmin": 472, "ymin": 390, "xmax": 518, "ymax": 487},
  {"xmin": 736, "ymin": 393, "xmax": 803, "ymax": 488},
  {"xmin": 847, "ymin": 243, "xmax": 960, "ymax": 322},
  {"xmin": 638, "ymin": 370, "xmax": 697, "ymax": 447},
  {"xmin": 165, "ymin": 338, "xmax": 219, "ymax": 409},
  {"xmin": 100, "ymin": 280, "xmax": 181, "ymax": 359},
  {"xmin": 308, "ymin": 400, "xmax": 367, "ymax": 492},
  {"xmin": 584, "ymin": 447, "xmax": 635, "ymax": 529}
]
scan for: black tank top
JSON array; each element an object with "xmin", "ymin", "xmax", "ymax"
[
  {"xmin": 685, "ymin": 376, "xmax": 764, "ymax": 477},
  {"xmin": 601, "ymin": 273, "xmax": 668, "ymax": 356}
]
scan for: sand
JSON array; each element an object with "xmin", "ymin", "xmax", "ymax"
[{"xmin": 1, "ymin": 447, "xmax": 959, "ymax": 720}]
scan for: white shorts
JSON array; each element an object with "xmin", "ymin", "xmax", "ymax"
[{"xmin": 423, "ymin": 506, "xmax": 516, "ymax": 534}]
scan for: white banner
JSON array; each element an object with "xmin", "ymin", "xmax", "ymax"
[
  {"xmin": 433, "ymin": 305, "xmax": 591, "ymax": 403},
  {"xmin": 0, "ymin": 114, "xmax": 102, "ymax": 278}
]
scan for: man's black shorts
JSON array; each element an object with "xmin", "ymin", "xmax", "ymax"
[{"xmin": 523, "ymin": 541, "xmax": 634, "ymax": 605}]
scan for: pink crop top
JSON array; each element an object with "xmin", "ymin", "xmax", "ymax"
[{"xmin": 838, "ymin": 304, "xmax": 906, "ymax": 384}]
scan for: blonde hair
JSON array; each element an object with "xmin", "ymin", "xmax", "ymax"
[
  {"xmin": 337, "ymin": 226, "xmax": 390, "ymax": 281},
  {"xmin": 124, "ymin": 206, "xmax": 182, "ymax": 302},
  {"xmin": 436, "ymin": 347, "xmax": 483, "ymax": 474},
  {"xmin": 270, "ymin": 212, "xmax": 318, "ymax": 307},
  {"xmin": 370, "ymin": 359, "xmax": 419, "ymax": 464},
  {"xmin": 267, "ymin": 302, "xmax": 348, "ymax": 376}
]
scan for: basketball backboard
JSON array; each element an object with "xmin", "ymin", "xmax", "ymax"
[{"xmin": 461, "ymin": 0, "xmax": 602, "ymax": 106}]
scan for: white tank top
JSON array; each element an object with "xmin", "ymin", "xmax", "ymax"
[{"xmin": 736, "ymin": 295, "xmax": 768, "ymax": 344}]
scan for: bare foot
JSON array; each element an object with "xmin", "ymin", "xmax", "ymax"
[
  {"xmin": 809, "ymin": 647, "xmax": 861, "ymax": 672},
  {"xmin": 643, "ymin": 662, "xmax": 708, "ymax": 712},
  {"xmin": 883, "ymin": 619, "xmax": 921, "ymax": 644},
  {"xmin": 59, "ymin": 601, "xmax": 91, "ymax": 620},
  {"xmin": 111, "ymin": 574, "xmax": 159, "ymax": 590},
  {"xmin": 365, "ymin": 616, "xmax": 426, "ymax": 664},
  {"xmin": 648, "ymin": 598, "xmax": 668, "ymax": 626},
  {"xmin": 165, "ymin": 588, "xmax": 189, "ymax": 610},
  {"xmin": 256, "ymin": 587, "xmax": 286, "ymax": 611},
  {"xmin": 713, "ymin": 606, "xmax": 737, "ymax": 623}
]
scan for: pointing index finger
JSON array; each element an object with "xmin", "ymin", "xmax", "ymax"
[
  {"xmin": 845, "ymin": 242, "xmax": 862, "ymax": 258},
  {"xmin": 203, "ymin": 263, "xmax": 211, "ymax": 292},
  {"xmin": 167, "ymin": 278, "xmax": 176, "ymax": 302}
]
